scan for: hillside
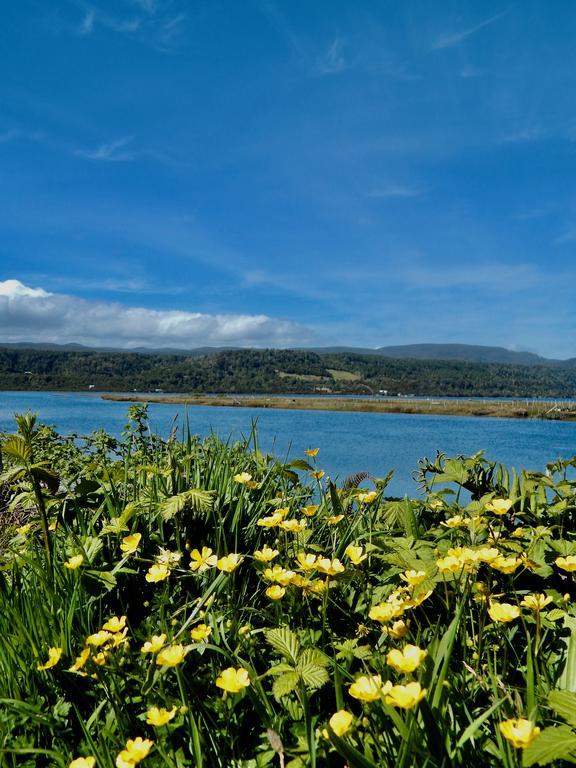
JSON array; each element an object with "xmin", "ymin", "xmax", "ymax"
[{"xmin": 1, "ymin": 346, "xmax": 576, "ymax": 397}]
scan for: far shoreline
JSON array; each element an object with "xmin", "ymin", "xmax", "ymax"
[{"xmin": 100, "ymin": 393, "xmax": 576, "ymax": 421}]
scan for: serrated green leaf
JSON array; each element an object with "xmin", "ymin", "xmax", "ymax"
[
  {"xmin": 297, "ymin": 648, "xmax": 329, "ymax": 668},
  {"xmin": 522, "ymin": 725, "xmax": 576, "ymax": 767},
  {"xmin": 549, "ymin": 691, "xmax": 576, "ymax": 727},
  {"xmin": 266, "ymin": 627, "xmax": 300, "ymax": 665},
  {"xmin": 272, "ymin": 671, "xmax": 300, "ymax": 701},
  {"xmin": 160, "ymin": 489, "xmax": 214, "ymax": 521},
  {"xmin": 298, "ymin": 663, "xmax": 329, "ymax": 691},
  {"xmin": 267, "ymin": 663, "xmax": 295, "ymax": 676}
]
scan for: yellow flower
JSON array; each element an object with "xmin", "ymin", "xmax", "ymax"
[
  {"xmin": 263, "ymin": 565, "xmax": 296, "ymax": 586},
  {"xmin": 300, "ymin": 504, "xmax": 319, "ymax": 517},
  {"xmin": 488, "ymin": 602, "xmax": 520, "ymax": 623},
  {"xmin": 156, "ymin": 644, "xmax": 187, "ymax": 667},
  {"xmin": 310, "ymin": 470, "xmax": 325, "ymax": 480},
  {"xmin": 102, "ymin": 616, "xmax": 127, "ymax": 633},
  {"xmin": 279, "ymin": 518, "xmax": 308, "ymax": 533},
  {"xmin": 265, "ymin": 584, "xmax": 286, "ymax": 600},
  {"xmin": 348, "ymin": 674, "xmax": 387, "ymax": 702},
  {"xmin": 69, "ymin": 648, "xmax": 91, "ymax": 672},
  {"xmin": 382, "ymin": 619, "xmax": 410, "ymax": 639},
  {"xmin": 490, "ymin": 556, "xmax": 521, "ymax": 575},
  {"xmin": 441, "ymin": 515, "xmax": 465, "ymax": 528},
  {"xmin": 156, "ymin": 548, "xmax": 181, "ymax": 566},
  {"xmin": 233, "ymin": 472, "xmax": 253, "ymax": 484},
  {"xmin": 327, "ymin": 709, "xmax": 353, "ymax": 736},
  {"xmin": 499, "ymin": 718, "xmax": 540, "ymax": 749},
  {"xmin": 257, "ymin": 513, "xmax": 284, "ymax": 528},
  {"xmin": 485, "ymin": 498, "xmax": 513, "ymax": 516},
  {"xmin": 215, "ymin": 666, "xmax": 251, "ymax": 693},
  {"xmin": 37, "ymin": 646, "xmax": 63, "ymax": 671},
  {"xmin": 189, "ymin": 546, "xmax": 218, "ymax": 572},
  {"xmin": 555, "ymin": 555, "xmax": 576, "ymax": 572},
  {"xmin": 239, "ymin": 624, "xmax": 251, "ymax": 636},
  {"xmin": 429, "ymin": 499, "xmax": 444, "ymax": 510},
  {"xmin": 216, "ymin": 553, "xmax": 243, "ymax": 572},
  {"xmin": 316, "ymin": 558, "xmax": 345, "ymax": 576},
  {"xmin": 369, "ymin": 602, "xmax": 405, "ymax": 624},
  {"xmin": 326, "ymin": 515, "xmax": 344, "ymax": 525},
  {"xmin": 295, "ymin": 552, "xmax": 318, "ymax": 571},
  {"xmin": 140, "ymin": 634, "xmax": 166, "ymax": 654},
  {"xmin": 115, "ymin": 755, "xmax": 133, "ymax": 768},
  {"xmin": 123, "ymin": 737, "xmax": 154, "ymax": 763},
  {"xmin": 436, "ymin": 555, "xmax": 465, "ymax": 574},
  {"xmin": 69, "ymin": 758, "xmax": 96, "ymax": 768},
  {"xmin": 357, "ymin": 491, "xmax": 378, "ymax": 504},
  {"xmin": 274, "ymin": 507, "xmax": 290, "ymax": 518},
  {"xmin": 384, "ymin": 682, "xmax": 426, "ymax": 709},
  {"xmin": 304, "ymin": 448, "xmax": 319, "ymax": 457},
  {"xmin": 521, "ymin": 593, "xmax": 553, "ymax": 612},
  {"xmin": 345, "ymin": 544, "xmax": 367, "ymax": 565},
  {"xmin": 16, "ymin": 523, "xmax": 32, "ymax": 535},
  {"xmin": 190, "ymin": 624, "xmax": 212, "ymax": 642},
  {"xmin": 145, "ymin": 564, "xmax": 170, "ymax": 583},
  {"xmin": 386, "ymin": 644, "xmax": 428, "ymax": 674},
  {"xmin": 253, "ymin": 546, "xmax": 279, "ymax": 562},
  {"xmin": 93, "ymin": 651, "xmax": 108, "ymax": 666},
  {"xmin": 86, "ymin": 630, "xmax": 113, "ymax": 648},
  {"xmin": 120, "ymin": 533, "xmax": 142, "ymax": 555},
  {"xmin": 511, "ymin": 527, "xmax": 525, "ymax": 538},
  {"xmin": 400, "ymin": 569, "xmax": 427, "ymax": 586},
  {"xmin": 146, "ymin": 706, "xmax": 177, "ymax": 726},
  {"xmin": 64, "ymin": 554, "xmax": 84, "ymax": 570},
  {"xmin": 475, "ymin": 547, "xmax": 500, "ymax": 563}
]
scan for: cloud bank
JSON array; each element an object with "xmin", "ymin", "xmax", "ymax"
[{"xmin": 0, "ymin": 280, "xmax": 309, "ymax": 348}]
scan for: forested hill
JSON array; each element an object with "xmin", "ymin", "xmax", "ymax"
[{"xmin": 1, "ymin": 346, "xmax": 576, "ymax": 397}]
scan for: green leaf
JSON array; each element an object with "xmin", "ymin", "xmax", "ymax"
[
  {"xmin": 522, "ymin": 725, "xmax": 576, "ymax": 767},
  {"xmin": 266, "ymin": 627, "xmax": 300, "ymax": 665},
  {"xmin": 1, "ymin": 435, "xmax": 32, "ymax": 464},
  {"xmin": 298, "ymin": 664, "xmax": 329, "ymax": 691},
  {"xmin": 160, "ymin": 489, "xmax": 214, "ymax": 521},
  {"xmin": 297, "ymin": 648, "xmax": 329, "ymax": 668},
  {"xmin": 549, "ymin": 691, "xmax": 576, "ymax": 727},
  {"xmin": 272, "ymin": 671, "xmax": 300, "ymax": 701},
  {"xmin": 560, "ymin": 631, "xmax": 576, "ymax": 692},
  {"xmin": 328, "ymin": 730, "xmax": 378, "ymax": 768}
]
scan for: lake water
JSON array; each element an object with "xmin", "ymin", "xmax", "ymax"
[{"xmin": 1, "ymin": 391, "xmax": 575, "ymax": 497}]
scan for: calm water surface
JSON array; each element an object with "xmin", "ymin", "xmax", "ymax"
[{"xmin": 1, "ymin": 391, "xmax": 575, "ymax": 497}]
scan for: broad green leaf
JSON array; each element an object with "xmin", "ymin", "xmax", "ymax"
[
  {"xmin": 266, "ymin": 627, "xmax": 300, "ymax": 665},
  {"xmin": 160, "ymin": 489, "xmax": 214, "ymax": 521},
  {"xmin": 549, "ymin": 690, "xmax": 576, "ymax": 727},
  {"xmin": 522, "ymin": 725, "xmax": 576, "ymax": 767},
  {"xmin": 272, "ymin": 671, "xmax": 300, "ymax": 701},
  {"xmin": 297, "ymin": 648, "xmax": 329, "ymax": 669},
  {"xmin": 298, "ymin": 664, "xmax": 329, "ymax": 691}
]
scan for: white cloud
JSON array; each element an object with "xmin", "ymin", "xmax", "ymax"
[
  {"xmin": 313, "ymin": 39, "xmax": 347, "ymax": 76},
  {"xmin": 431, "ymin": 11, "xmax": 507, "ymax": 51},
  {"xmin": 0, "ymin": 280, "xmax": 311, "ymax": 348},
  {"xmin": 73, "ymin": 136, "xmax": 136, "ymax": 162},
  {"xmin": 367, "ymin": 184, "xmax": 422, "ymax": 199},
  {"xmin": 79, "ymin": 10, "xmax": 95, "ymax": 35}
]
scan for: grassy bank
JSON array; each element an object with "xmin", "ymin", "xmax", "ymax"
[
  {"xmin": 102, "ymin": 393, "xmax": 576, "ymax": 421},
  {"xmin": 2, "ymin": 408, "xmax": 576, "ymax": 767}
]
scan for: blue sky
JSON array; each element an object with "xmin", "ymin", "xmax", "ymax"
[{"xmin": 1, "ymin": 0, "xmax": 576, "ymax": 357}]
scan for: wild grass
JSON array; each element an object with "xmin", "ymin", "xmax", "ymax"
[{"xmin": 1, "ymin": 406, "xmax": 576, "ymax": 767}]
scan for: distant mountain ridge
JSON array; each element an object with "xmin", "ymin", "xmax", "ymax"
[{"xmin": 1, "ymin": 341, "xmax": 574, "ymax": 366}]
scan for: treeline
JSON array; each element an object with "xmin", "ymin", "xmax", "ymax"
[{"xmin": 1, "ymin": 346, "xmax": 576, "ymax": 397}]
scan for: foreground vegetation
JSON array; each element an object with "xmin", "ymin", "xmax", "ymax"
[
  {"xmin": 2, "ymin": 347, "xmax": 576, "ymax": 397},
  {"xmin": 2, "ymin": 408, "xmax": 576, "ymax": 767}
]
